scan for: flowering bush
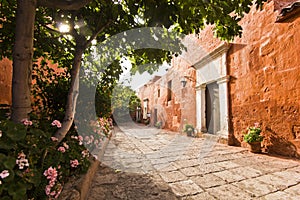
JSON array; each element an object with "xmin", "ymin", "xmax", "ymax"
[
  {"xmin": 243, "ymin": 122, "xmax": 264, "ymax": 143},
  {"xmin": 0, "ymin": 117, "xmax": 93, "ymax": 200},
  {"xmin": 78, "ymin": 117, "xmax": 113, "ymax": 153}
]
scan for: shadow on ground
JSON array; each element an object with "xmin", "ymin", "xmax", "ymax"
[{"xmin": 87, "ymin": 164, "xmax": 178, "ymax": 200}]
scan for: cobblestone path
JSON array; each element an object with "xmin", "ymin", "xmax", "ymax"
[{"xmin": 87, "ymin": 124, "xmax": 300, "ymax": 200}]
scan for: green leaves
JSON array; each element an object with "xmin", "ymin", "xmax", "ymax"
[
  {"xmin": 7, "ymin": 181, "xmax": 27, "ymax": 200},
  {"xmin": 26, "ymin": 169, "xmax": 42, "ymax": 187},
  {"xmin": 243, "ymin": 125, "xmax": 264, "ymax": 143},
  {"xmin": 6, "ymin": 122, "xmax": 26, "ymax": 142},
  {"xmin": 3, "ymin": 156, "xmax": 16, "ymax": 170}
]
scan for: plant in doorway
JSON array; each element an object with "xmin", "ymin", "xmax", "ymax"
[
  {"xmin": 243, "ymin": 122, "xmax": 264, "ymax": 153},
  {"xmin": 154, "ymin": 121, "xmax": 162, "ymax": 129},
  {"xmin": 183, "ymin": 124, "xmax": 195, "ymax": 137}
]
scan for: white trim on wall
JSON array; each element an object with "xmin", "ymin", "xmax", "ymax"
[{"xmin": 195, "ymin": 43, "xmax": 231, "ymax": 138}]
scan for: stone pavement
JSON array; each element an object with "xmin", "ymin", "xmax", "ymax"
[{"xmin": 87, "ymin": 124, "xmax": 300, "ymax": 200}]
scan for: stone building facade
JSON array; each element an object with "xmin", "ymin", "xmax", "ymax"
[
  {"xmin": 226, "ymin": 0, "xmax": 300, "ymax": 157},
  {"xmin": 138, "ymin": 0, "xmax": 300, "ymax": 157},
  {"xmin": 138, "ymin": 60, "xmax": 196, "ymax": 132}
]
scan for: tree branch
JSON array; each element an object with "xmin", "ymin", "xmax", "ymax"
[
  {"xmin": 38, "ymin": 0, "xmax": 92, "ymax": 10},
  {"xmin": 42, "ymin": 24, "xmax": 75, "ymax": 49},
  {"xmin": 85, "ymin": 19, "xmax": 113, "ymax": 47},
  {"xmin": 54, "ymin": 45, "xmax": 83, "ymax": 143}
]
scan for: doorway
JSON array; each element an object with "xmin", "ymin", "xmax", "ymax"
[
  {"xmin": 153, "ymin": 108, "xmax": 158, "ymax": 124},
  {"xmin": 205, "ymin": 82, "xmax": 220, "ymax": 134}
]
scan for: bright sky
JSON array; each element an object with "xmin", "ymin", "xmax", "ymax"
[{"xmin": 119, "ymin": 58, "xmax": 170, "ymax": 91}]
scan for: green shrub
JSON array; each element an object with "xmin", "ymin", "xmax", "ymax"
[
  {"xmin": 243, "ymin": 123, "xmax": 264, "ymax": 143},
  {"xmin": 183, "ymin": 124, "xmax": 195, "ymax": 136}
]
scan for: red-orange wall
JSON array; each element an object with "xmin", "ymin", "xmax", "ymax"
[
  {"xmin": 0, "ymin": 58, "xmax": 12, "ymax": 105},
  {"xmin": 0, "ymin": 58, "xmax": 62, "ymax": 106},
  {"xmin": 138, "ymin": 60, "xmax": 196, "ymax": 132},
  {"xmin": 227, "ymin": 1, "xmax": 300, "ymax": 157}
]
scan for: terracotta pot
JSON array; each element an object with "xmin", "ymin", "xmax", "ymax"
[
  {"xmin": 187, "ymin": 131, "xmax": 194, "ymax": 137},
  {"xmin": 248, "ymin": 141, "xmax": 261, "ymax": 153}
]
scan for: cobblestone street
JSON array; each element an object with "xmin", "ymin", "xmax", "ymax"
[{"xmin": 87, "ymin": 124, "xmax": 300, "ymax": 200}]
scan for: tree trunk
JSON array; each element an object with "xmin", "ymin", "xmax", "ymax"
[
  {"xmin": 11, "ymin": 0, "xmax": 37, "ymax": 122},
  {"xmin": 55, "ymin": 44, "xmax": 84, "ymax": 143}
]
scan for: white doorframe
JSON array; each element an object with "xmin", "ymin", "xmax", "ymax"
[{"xmin": 195, "ymin": 43, "xmax": 231, "ymax": 138}]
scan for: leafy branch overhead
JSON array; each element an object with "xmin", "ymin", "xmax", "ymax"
[{"xmin": 1, "ymin": 0, "xmax": 266, "ymax": 64}]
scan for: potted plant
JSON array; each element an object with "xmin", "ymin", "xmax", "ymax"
[
  {"xmin": 183, "ymin": 124, "xmax": 195, "ymax": 137},
  {"xmin": 154, "ymin": 121, "xmax": 162, "ymax": 129},
  {"xmin": 243, "ymin": 122, "xmax": 264, "ymax": 153}
]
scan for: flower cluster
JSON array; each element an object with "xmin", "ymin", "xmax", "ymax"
[
  {"xmin": 16, "ymin": 152, "xmax": 29, "ymax": 169},
  {"xmin": 98, "ymin": 117, "xmax": 113, "ymax": 137},
  {"xmin": 43, "ymin": 167, "xmax": 61, "ymax": 199},
  {"xmin": 71, "ymin": 135, "xmax": 83, "ymax": 145},
  {"xmin": 0, "ymin": 170, "xmax": 9, "ymax": 185},
  {"xmin": 80, "ymin": 118, "xmax": 113, "ymax": 151},
  {"xmin": 0, "ymin": 118, "xmax": 91, "ymax": 199},
  {"xmin": 57, "ymin": 146, "xmax": 66, "ymax": 153},
  {"xmin": 57, "ymin": 142, "xmax": 69, "ymax": 153},
  {"xmin": 70, "ymin": 159, "xmax": 79, "ymax": 168},
  {"xmin": 21, "ymin": 119, "xmax": 33, "ymax": 126},
  {"xmin": 81, "ymin": 150, "xmax": 89, "ymax": 158},
  {"xmin": 51, "ymin": 120, "xmax": 62, "ymax": 128}
]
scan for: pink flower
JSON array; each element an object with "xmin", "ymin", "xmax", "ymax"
[
  {"xmin": 63, "ymin": 142, "xmax": 69, "ymax": 149},
  {"xmin": 254, "ymin": 122, "xmax": 260, "ymax": 128},
  {"xmin": 44, "ymin": 166, "xmax": 61, "ymax": 199},
  {"xmin": 50, "ymin": 191, "xmax": 56, "ymax": 196},
  {"xmin": 70, "ymin": 159, "xmax": 79, "ymax": 168},
  {"xmin": 43, "ymin": 167, "xmax": 58, "ymax": 180},
  {"xmin": 0, "ymin": 130, "xmax": 2, "ymax": 137},
  {"xmin": 71, "ymin": 135, "xmax": 78, "ymax": 140},
  {"xmin": 49, "ymin": 180, "xmax": 56, "ymax": 187},
  {"xmin": 78, "ymin": 135, "xmax": 83, "ymax": 141},
  {"xmin": 21, "ymin": 119, "xmax": 32, "ymax": 126},
  {"xmin": 57, "ymin": 146, "xmax": 66, "ymax": 153},
  {"xmin": 16, "ymin": 152, "xmax": 29, "ymax": 169},
  {"xmin": 81, "ymin": 150, "xmax": 89, "ymax": 158},
  {"xmin": 51, "ymin": 120, "xmax": 62, "ymax": 128},
  {"xmin": 0, "ymin": 170, "xmax": 9, "ymax": 179},
  {"xmin": 45, "ymin": 185, "xmax": 51, "ymax": 195},
  {"xmin": 51, "ymin": 137, "xmax": 58, "ymax": 142}
]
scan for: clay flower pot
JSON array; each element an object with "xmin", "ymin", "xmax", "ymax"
[{"xmin": 248, "ymin": 141, "xmax": 262, "ymax": 153}]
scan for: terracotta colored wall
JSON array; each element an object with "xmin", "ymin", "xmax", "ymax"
[
  {"xmin": 0, "ymin": 58, "xmax": 62, "ymax": 106},
  {"xmin": 228, "ymin": 1, "xmax": 300, "ymax": 157},
  {"xmin": 0, "ymin": 58, "xmax": 12, "ymax": 105},
  {"xmin": 138, "ymin": 60, "xmax": 196, "ymax": 132}
]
